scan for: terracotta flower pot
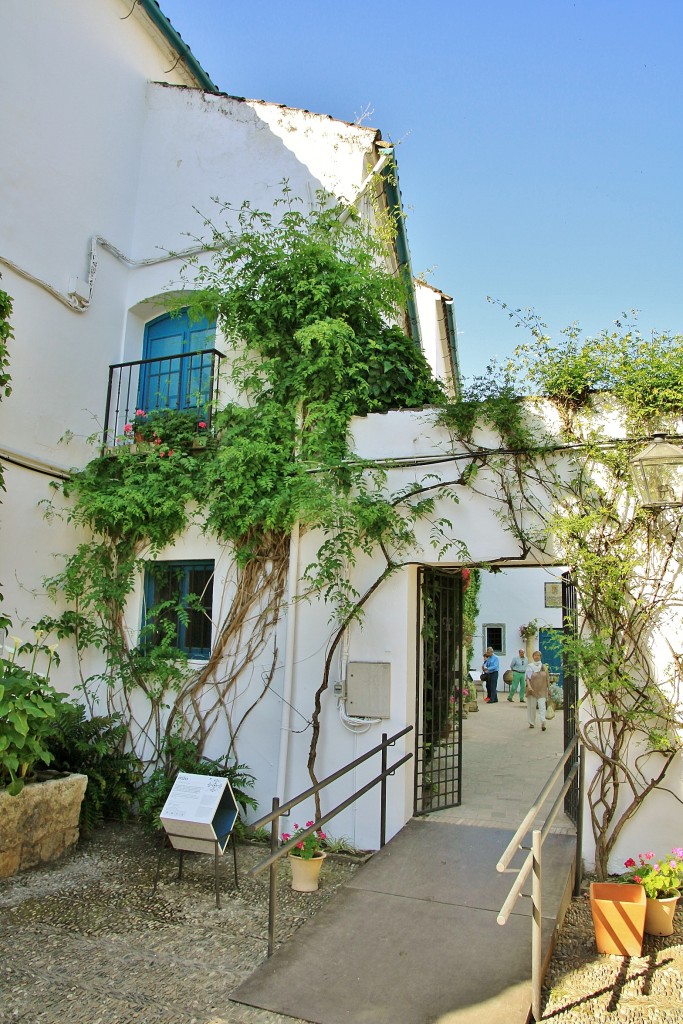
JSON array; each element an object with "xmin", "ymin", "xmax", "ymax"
[
  {"xmin": 288, "ymin": 851, "xmax": 325, "ymax": 892},
  {"xmin": 644, "ymin": 894, "xmax": 680, "ymax": 936},
  {"xmin": 590, "ymin": 882, "xmax": 646, "ymax": 956}
]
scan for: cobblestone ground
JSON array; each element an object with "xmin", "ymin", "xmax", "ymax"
[
  {"xmin": 2, "ymin": 823, "xmax": 683, "ymax": 1023},
  {"xmin": 0, "ymin": 822, "xmax": 359, "ymax": 1024},
  {"xmin": 542, "ymin": 888, "xmax": 683, "ymax": 1023}
]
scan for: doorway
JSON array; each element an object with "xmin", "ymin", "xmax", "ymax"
[
  {"xmin": 416, "ymin": 566, "xmax": 578, "ymax": 827},
  {"xmin": 414, "ymin": 567, "xmax": 464, "ymax": 813}
]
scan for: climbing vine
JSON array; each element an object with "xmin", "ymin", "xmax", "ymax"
[
  {"xmin": 438, "ymin": 314, "xmax": 683, "ymax": 876},
  {"xmin": 0, "ymin": 284, "xmax": 13, "ymax": 629},
  {"xmin": 42, "ymin": 186, "xmax": 446, "ymax": 776},
  {"xmin": 33, "ymin": 177, "xmax": 683, "ymax": 873}
]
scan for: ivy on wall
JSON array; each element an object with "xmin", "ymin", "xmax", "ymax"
[
  {"xmin": 42, "ymin": 186, "xmax": 450, "ymax": 779},
  {"xmin": 33, "ymin": 182, "xmax": 683, "ymax": 872}
]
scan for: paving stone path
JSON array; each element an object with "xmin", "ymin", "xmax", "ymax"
[{"xmin": 1, "ymin": 822, "xmax": 682, "ymax": 1023}]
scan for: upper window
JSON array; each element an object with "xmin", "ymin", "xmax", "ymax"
[
  {"xmin": 142, "ymin": 560, "xmax": 214, "ymax": 659},
  {"xmin": 139, "ymin": 309, "xmax": 216, "ymax": 414}
]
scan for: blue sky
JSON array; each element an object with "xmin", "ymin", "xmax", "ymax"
[{"xmin": 159, "ymin": 0, "xmax": 683, "ymax": 379}]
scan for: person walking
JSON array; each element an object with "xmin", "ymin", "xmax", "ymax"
[
  {"xmin": 525, "ymin": 651, "xmax": 550, "ymax": 730},
  {"xmin": 482, "ymin": 647, "xmax": 500, "ymax": 703},
  {"xmin": 507, "ymin": 649, "xmax": 528, "ymax": 703}
]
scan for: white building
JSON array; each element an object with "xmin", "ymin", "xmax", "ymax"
[
  {"xmin": 0, "ymin": 0, "xmax": 459, "ymax": 845},
  {"xmin": 2, "ymin": 0, "xmax": 680, "ymax": 873}
]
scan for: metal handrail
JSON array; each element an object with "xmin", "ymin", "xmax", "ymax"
[
  {"xmin": 102, "ymin": 347, "xmax": 224, "ymax": 447},
  {"xmin": 496, "ymin": 735, "xmax": 585, "ymax": 1023},
  {"xmin": 107, "ymin": 347, "xmax": 225, "ymax": 371},
  {"xmin": 248, "ymin": 725, "xmax": 413, "ymax": 955}
]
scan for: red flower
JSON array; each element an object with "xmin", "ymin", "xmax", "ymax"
[
  {"xmin": 624, "ymin": 858, "xmax": 636, "ymax": 868},
  {"xmin": 633, "ymin": 875, "xmax": 642, "ymax": 883},
  {"xmin": 124, "ymin": 423, "xmax": 133, "ymax": 435},
  {"xmin": 198, "ymin": 421, "xmax": 207, "ymax": 429}
]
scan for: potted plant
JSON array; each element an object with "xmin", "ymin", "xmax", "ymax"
[
  {"xmin": 0, "ymin": 634, "xmax": 88, "ymax": 878},
  {"xmin": 123, "ymin": 408, "xmax": 210, "ymax": 453},
  {"xmin": 589, "ymin": 878, "xmax": 647, "ymax": 956},
  {"xmin": 281, "ymin": 821, "xmax": 327, "ymax": 892},
  {"xmin": 519, "ymin": 620, "xmax": 539, "ymax": 659},
  {"xmin": 622, "ymin": 849, "xmax": 683, "ymax": 936}
]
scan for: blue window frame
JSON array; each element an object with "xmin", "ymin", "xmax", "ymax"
[
  {"xmin": 142, "ymin": 560, "xmax": 214, "ymax": 659},
  {"xmin": 139, "ymin": 309, "xmax": 216, "ymax": 414}
]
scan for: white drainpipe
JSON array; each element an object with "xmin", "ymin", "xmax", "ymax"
[{"xmin": 276, "ymin": 522, "xmax": 300, "ymax": 801}]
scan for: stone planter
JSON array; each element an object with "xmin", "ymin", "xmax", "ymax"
[{"xmin": 0, "ymin": 773, "xmax": 88, "ymax": 879}]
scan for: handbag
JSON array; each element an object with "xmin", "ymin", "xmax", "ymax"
[
  {"xmin": 545, "ymin": 702, "xmax": 556, "ymax": 720},
  {"xmin": 480, "ymin": 671, "xmax": 488, "ymax": 682}
]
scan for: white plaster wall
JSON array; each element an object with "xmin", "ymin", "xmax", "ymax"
[
  {"xmin": 470, "ymin": 567, "xmax": 565, "ymax": 677},
  {"xmin": 0, "ymin": 0, "xmax": 385, "ymax": 663},
  {"xmin": 414, "ymin": 281, "xmax": 453, "ymax": 391},
  {"xmin": 131, "ymin": 85, "xmax": 378, "ymax": 266}
]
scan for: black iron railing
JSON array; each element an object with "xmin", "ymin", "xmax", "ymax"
[
  {"xmin": 103, "ymin": 348, "xmax": 224, "ymax": 446},
  {"xmin": 248, "ymin": 726, "xmax": 413, "ymax": 956}
]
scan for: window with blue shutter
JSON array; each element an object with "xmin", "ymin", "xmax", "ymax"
[{"xmin": 142, "ymin": 560, "xmax": 214, "ymax": 659}]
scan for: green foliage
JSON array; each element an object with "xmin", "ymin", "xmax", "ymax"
[
  {"xmin": 62, "ymin": 446, "xmax": 201, "ymax": 549},
  {"xmin": 621, "ymin": 849, "xmax": 683, "ymax": 898},
  {"xmin": 0, "ymin": 638, "xmax": 65, "ymax": 795},
  {"xmin": 437, "ymin": 364, "xmax": 542, "ymax": 452},
  {"xmin": 42, "ymin": 702, "xmax": 142, "ymax": 833},
  {"xmin": 128, "ymin": 407, "xmax": 212, "ymax": 452},
  {"xmin": 510, "ymin": 321, "xmax": 683, "ymax": 429},
  {"xmin": 137, "ymin": 735, "xmax": 258, "ymax": 838},
  {"xmin": 281, "ymin": 821, "xmax": 327, "ymax": 859},
  {"xmin": 462, "ymin": 568, "xmax": 480, "ymax": 668}
]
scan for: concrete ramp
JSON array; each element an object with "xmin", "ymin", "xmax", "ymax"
[{"xmin": 231, "ymin": 818, "xmax": 576, "ymax": 1024}]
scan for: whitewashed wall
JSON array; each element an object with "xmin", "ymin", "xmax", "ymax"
[
  {"xmin": 0, "ymin": 0, "xmax": 388, "ymax": 651},
  {"xmin": 470, "ymin": 568, "xmax": 565, "ymax": 679}
]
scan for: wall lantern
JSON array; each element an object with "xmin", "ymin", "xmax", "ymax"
[{"xmin": 630, "ymin": 433, "xmax": 683, "ymax": 508}]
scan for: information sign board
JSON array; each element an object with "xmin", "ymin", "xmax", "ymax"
[{"xmin": 160, "ymin": 772, "xmax": 238, "ymax": 854}]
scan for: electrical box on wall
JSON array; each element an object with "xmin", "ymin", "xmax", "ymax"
[{"xmin": 346, "ymin": 662, "xmax": 391, "ymax": 718}]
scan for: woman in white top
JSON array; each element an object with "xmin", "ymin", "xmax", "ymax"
[{"xmin": 525, "ymin": 651, "xmax": 550, "ymax": 731}]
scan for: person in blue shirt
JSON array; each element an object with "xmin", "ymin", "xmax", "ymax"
[{"xmin": 482, "ymin": 647, "xmax": 500, "ymax": 703}]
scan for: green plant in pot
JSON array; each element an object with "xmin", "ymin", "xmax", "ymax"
[
  {"xmin": 281, "ymin": 821, "xmax": 328, "ymax": 893},
  {"xmin": 124, "ymin": 407, "xmax": 210, "ymax": 452},
  {"xmin": 622, "ymin": 849, "xmax": 683, "ymax": 898},
  {"xmin": 0, "ymin": 634, "xmax": 65, "ymax": 795},
  {"xmin": 621, "ymin": 848, "xmax": 683, "ymax": 936}
]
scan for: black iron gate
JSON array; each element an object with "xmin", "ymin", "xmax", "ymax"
[
  {"xmin": 562, "ymin": 571, "xmax": 580, "ymax": 823},
  {"xmin": 414, "ymin": 567, "xmax": 464, "ymax": 813}
]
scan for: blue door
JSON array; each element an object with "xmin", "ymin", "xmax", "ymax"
[
  {"xmin": 539, "ymin": 627, "xmax": 563, "ymax": 686},
  {"xmin": 139, "ymin": 310, "xmax": 216, "ymax": 413}
]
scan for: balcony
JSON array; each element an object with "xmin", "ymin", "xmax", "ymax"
[{"xmin": 103, "ymin": 348, "xmax": 224, "ymax": 447}]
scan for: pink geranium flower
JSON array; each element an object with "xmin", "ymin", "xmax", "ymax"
[{"xmin": 280, "ymin": 820, "xmax": 328, "ymax": 860}]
